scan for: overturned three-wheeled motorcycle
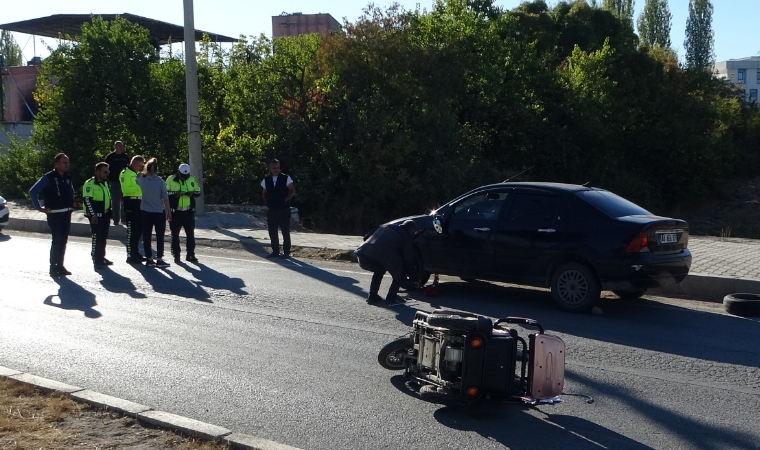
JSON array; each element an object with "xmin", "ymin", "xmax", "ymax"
[{"xmin": 379, "ymin": 309, "xmax": 566, "ymax": 405}]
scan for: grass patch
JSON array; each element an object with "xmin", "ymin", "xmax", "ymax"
[{"xmin": 0, "ymin": 377, "xmax": 231, "ymax": 449}]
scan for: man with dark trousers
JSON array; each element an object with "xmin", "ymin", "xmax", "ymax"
[
  {"xmin": 166, "ymin": 163, "xmax": 201, "ymax": 263},
  {"xmin": 104, "ymin": 140, "xmax": 129, "ymax": 225},
  {"xmin": 356, "ymin": 220, "xmax": 417, "ymax": 305},
  {"xmin": 29, "ymin": 153, "xmax": 75, "ymax": 277},
  {"xmin": 261, "ymin": 159, "xmax": 295, "ymax": 258},
  {"xmin": 83, "ymin": 162, "xmax": 113, "ymax": 270},
  {"xmin": 120, "ymin": 155, "xmax": 145, "ymax": 263}
]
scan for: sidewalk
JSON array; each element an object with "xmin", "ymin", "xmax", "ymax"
[{"xmin": 5, "ymin": 201, "xmax": 760, "ymax": 302}]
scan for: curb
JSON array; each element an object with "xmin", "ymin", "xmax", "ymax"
[
  {"xmin": 0, "ymin": 365, "xmax": 303, "ymax": 450},
  {"xmin": 650, "ymin": 272, "xmax": 760, "ymax": 303}
]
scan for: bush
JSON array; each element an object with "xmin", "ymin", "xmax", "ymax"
[{"xmin": 0, "ymin": 137, "xmax": 46, "ymax": 199}]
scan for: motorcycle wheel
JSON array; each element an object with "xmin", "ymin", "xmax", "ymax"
[
  {"xmin": 378, "ymin": 337, "xmax": 414, "ymax": 370},
  {"xmin": 427, "ymin": 313, "xmax": 479, "ymax": 332},
  {"xmin": 419, "ymin": 385, "xmax": 461, "ymax": 406}
]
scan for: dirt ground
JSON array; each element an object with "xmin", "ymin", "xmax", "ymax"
[{"xmin": 0, "ymin": 378, "xmax": 231, "ymax": 450}]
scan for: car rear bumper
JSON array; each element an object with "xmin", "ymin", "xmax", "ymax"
[
  {"xmin": 597, "ymin": 250, "xmax": 692, "ymax": 291},
  {"xmin": 0, "ymin": 209, "xmax": 8, "ymax": 228}
]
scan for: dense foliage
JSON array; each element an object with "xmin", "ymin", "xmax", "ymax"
[
  {"xmin": 0, "ymin": 30, "xmax": 23, "ymax": 67},
  {"xmin": 2, "ymin": 0, "xmax": 759, "ymax": 234},
  {"xmin": 684, "ymin": 0, "xmax": 715, "ymax": 71},
  {"xmin": 637, "ymin": 0, "xmax": 672, "ymax": 49}
]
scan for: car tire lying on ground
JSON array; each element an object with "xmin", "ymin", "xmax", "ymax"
[{"xmin": 723, "ymin": 293, "xmax": 760, "ymax": 317}]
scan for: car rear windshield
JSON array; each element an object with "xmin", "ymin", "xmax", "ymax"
[{"xmin": 575, "ymin": 189, "xmax": 651, "ymax": 217}]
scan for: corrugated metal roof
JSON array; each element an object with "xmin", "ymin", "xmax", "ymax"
[{"xmin": 0, "ymin": 13, "xmax": 237, "ymax": 46}]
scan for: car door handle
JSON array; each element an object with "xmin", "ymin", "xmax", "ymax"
[
  {"xmin": 473, "ymin": 227, "xmax": 491, "ymax": 232},
  {"xmin": 537, "ymin": 228, "xmax": 556, "ymax": 233}
]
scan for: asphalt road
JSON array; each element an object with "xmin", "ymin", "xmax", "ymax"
[{"xmin": 1, "ymin": 231, "xmax": 758, "ymax": 450}]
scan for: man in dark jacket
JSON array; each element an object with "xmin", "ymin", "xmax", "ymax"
[
  {"xmin": 104, "ymin": 140, "xmax": 129, "ymax": 225},
  {"xmin": 29, "ymin": 153, "xmax": 75, "ymax": 277},
  {"xmin": 356, "ymin": 220, "xmax": 417, "ymax": 305},
  {"xmin": 261, "ymin": 159, "xmax": 295, "ymax": 258}
]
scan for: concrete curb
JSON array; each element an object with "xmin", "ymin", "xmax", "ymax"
[
  {"xmin": 0, "ymin": 365, "xmax": 303, "ymax": 450},
  {"xmin": 650, "ymin": 272, "xmax": 760, "ymax": 303}
]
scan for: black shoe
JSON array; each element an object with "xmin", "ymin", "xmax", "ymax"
[
  {"xmin": 126, "ymin": 257, "xmax": 142, "ymax": 264},
  {"xmin": 279, "ymin": 253, "xmax": 290, "ymax": 259},
  {"xmin": 186, "ymin": 256, "xmax": 199, "ymax": 263},
  {"xmin": 94, "ymin": 263, "xmax": 104, "ymax": 271},
  {"xmin": 155, "ymin": 259, "xmax": 170, "ymax": 268},
  {"xmin": 266, "ymin": 252, "xmax": 280, "ymax": 259},
  {"xmin": 103, "ymin": 258, "xmax": 113, "ymax": 266},
  {"xmin": 57, "ymin": 266, "xmax": 72, "ymax": 276},
  {"xmin": 366, "ymin": 293, "xmax": 383, "ymax": 304},
  {"xmin": 145, "ymin": 258, "xmax": 157, "ymax": 267},
  {"xmin": 49, "ymin": 265, "xmax": 60, "ymax": 277}
]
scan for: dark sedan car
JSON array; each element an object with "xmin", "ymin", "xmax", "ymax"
[{"xmin": 393, "ymin": 182, "xmax": 692, "ymax": 312}]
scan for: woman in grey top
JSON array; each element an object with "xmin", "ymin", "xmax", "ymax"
[{"xmin": 137, "ymin": 158, "xmax": 172, "ymax": 267}]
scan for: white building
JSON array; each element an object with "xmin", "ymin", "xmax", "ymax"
[{"xmin": 714, "ymin": 56, "xmax": 760, "ymax": 104}]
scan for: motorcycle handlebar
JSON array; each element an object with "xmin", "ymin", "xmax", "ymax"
[{"xmin": 493, "ymin": 317, "xmax": 544, "ymax": 334}]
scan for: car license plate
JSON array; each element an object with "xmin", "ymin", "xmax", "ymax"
[{"xmin": 658, "ymin": 233, "xmax": 678, "ymax": 244}]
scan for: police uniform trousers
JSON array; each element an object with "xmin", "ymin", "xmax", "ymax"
[
  {"xmin": 47, "ymin": 211, "xmax": 72, "ymax": 267},
  {"xmin": 123, "ymin": 198, "xmax": 143, "ymax": 258},
  {"xmin": 170, "ymin": 210, "xmax": 196, "ymax": 259},
  {"xmin": 90, "ymin": 213, "xmax": 111, "ymax": 264}
]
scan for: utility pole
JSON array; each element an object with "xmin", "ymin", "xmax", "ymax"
[{"xmin": 183, "ymin": 0, "xmax": 205, "ymax": 213}]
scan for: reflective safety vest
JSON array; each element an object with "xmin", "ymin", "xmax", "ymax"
[
  {"xmin": 166, "ymin": 174, "xmax": 200, "ymax": 211},
  {"xmin": 120, "ymin": 167, "xmax": 142, "ymax": 197},
  {"xmin": 82, "ymin": 177, "xmax": 112, "ymax": 217}
]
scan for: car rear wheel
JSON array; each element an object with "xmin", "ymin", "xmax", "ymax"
[
  {"xmin": 551, "ymin": 262, "xmax": 600, "ymax": 312},
  {"xmin": 613, "ymin": 289, "xmax": 647, "ymax": 300}
]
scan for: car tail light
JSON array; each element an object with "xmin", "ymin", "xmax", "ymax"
[
  {"xmin": 469, "ymin": 336, "xmax": 483, "ymax": 349},
  {"xmin": 625, "ymin": 231, "xmax": 649, "ymax": 253},
  {"xmin": 466, "ymin": 386, "xmax": 479, "ymax": 398},
  {"xmin": 684, "ymin": 232, "xmax": 689, "ymax": 248}
]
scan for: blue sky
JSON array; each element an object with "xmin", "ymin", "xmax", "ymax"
[{"xmin": 4, "ymin": 1, "xmax": 758, "ymax": 64}]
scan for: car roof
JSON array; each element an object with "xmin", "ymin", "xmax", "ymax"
[{"xmin": 475, "ymin": 182, "xmax": 593, "ymax": 193}]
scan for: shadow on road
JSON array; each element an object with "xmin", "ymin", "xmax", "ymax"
[
  {"xmin": 562, "ymin": 370, "xmax": 758, "ymax": 450},
  {"xmin": 433, "ymin": 403, "xmax": 654, "ymax": 450},
  {"xmin": 272, "ymin": 257, "xmax": 366, "ymax": 298},
  {"xmin": 44, "ymin": 277, "xmax": 101, "ymax": 318},
  {"xmin": 176, "ymin": 260, "xmax": 248, "ymax": 295},
  {"xmin": 98, "ymin": 267, "xmax": 148, "ymax": 299},
  {"xmin": 134, "ymin": 264, "xmax": 212, "ymax": 302},
  {"xmin": 400, "ymin": 280, "xmax": 760, "ymax": 368},
  {"xmin": 390, "ymin": 373, "xmax": 653, "ymax": 450}
]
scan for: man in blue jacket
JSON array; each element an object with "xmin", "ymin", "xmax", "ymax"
[
  {"xmin": 29, "ymin": 153, "xmax": 75, "ymax": 276},
  {"xmin": 356, "ymin": 220, "xmax": 417, "ymax": 305}
]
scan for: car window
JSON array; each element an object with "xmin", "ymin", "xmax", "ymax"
[
  {"xmin": 451, "ymin": 191, "xmax": 508, "ymax": 221},
  {"xmin": 506, "ymin": 193, "xmax": 559, "ymax": 223},
  {"xmin": 576, "ymin": 189, "xmax": 650, "ymax": 217}
]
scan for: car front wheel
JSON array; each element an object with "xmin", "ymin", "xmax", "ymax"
[{"xmin": 551, "ymin": 262, "xmax": 600, "ymax": 312}]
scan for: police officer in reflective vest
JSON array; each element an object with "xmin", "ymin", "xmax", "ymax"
[
  {"xmin": 83, "ymin": 162, "xmax": 113, "ymax": 270},
  {"xmin": 29, "ymin": 153, "xmax": 75, "ymax": 277},
  {"xmin": 166, "ymin": 163, "xmax": 201, "ymax": 263},
  {"xmin": 120, "ymin": 155, "xmax": 145, "ymax": 263}
]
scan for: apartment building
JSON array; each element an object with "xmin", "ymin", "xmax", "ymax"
[{"xmin": 714, "ymin": 56, "xmax": 760, "ymax": 104}]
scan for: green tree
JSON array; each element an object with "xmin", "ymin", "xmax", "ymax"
[
  {"xmin": 0, "ymin": 30, "xmax": 22, "ymax": 67},
  {"xmin": 32, "ymin": 16, "xmax": 165, "ymax": 185},
  {"xmin": 602, "ymin": 0, "xmax": 635, "ymax": 25},
  {"xmin": 637, "ymin": 0, "xmax": 672, "ymax": 48},
  {"xmin": 684, "ymin": 0, "xmax": 714, "ymax": 71}
]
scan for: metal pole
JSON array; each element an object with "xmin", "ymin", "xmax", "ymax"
[{"xmin": 183, "ymin": 0, "xmax": 205, "ymax": 214}]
